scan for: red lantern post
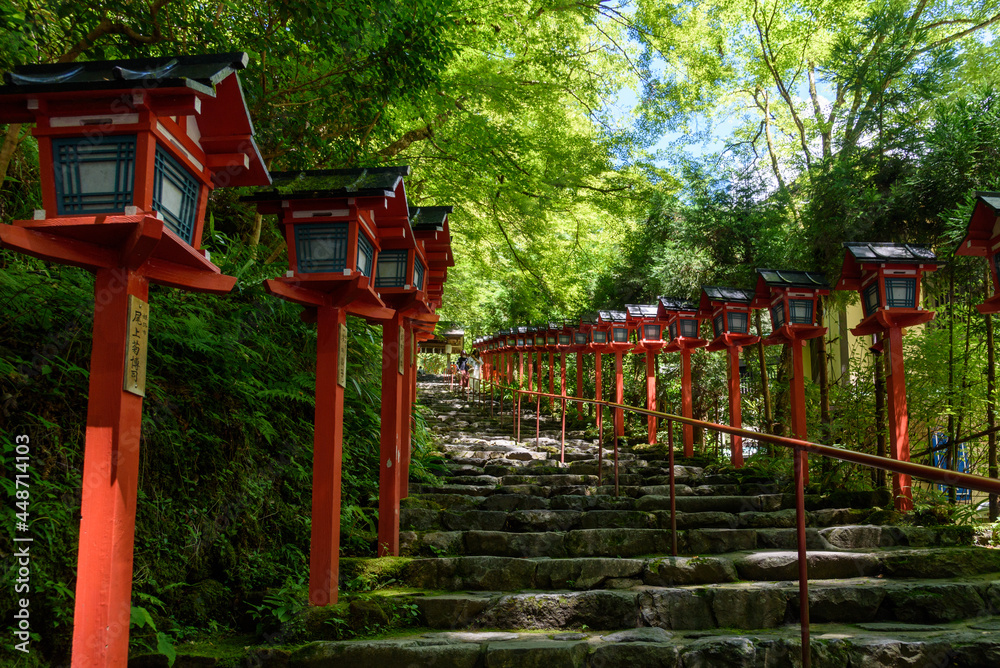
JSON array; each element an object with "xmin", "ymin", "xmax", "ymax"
[
  {"xmin": 517, "ymin": 325, "xmax": 535, "ymax": 391},
  {"xmin": 545, "ymin": 322, "xmax": 561, "ymax": 408},
  {"xmin": 555, "ymin": 322, "xmax": 574, "ymax": 401},
  {"xmin": 582, "ymin": 315, "xmax": 607, "ymax": 434},
  {"xmin": 627, "ymin": 304, "xmax": 667, "ymax": 444},
  {"xmin": 598, "ymin": 310, "xmax": 634, "ymax": 438},
  {"xmin": 572, "ymin": 325, "xmax": 588, "ymax": 418},
  {"xmin": 0, "ymin": 54, "xmax": 270, "ymax": 667},
  {"xmin": 410, "ymin": 206, "xmax": 455, "ymax": 493},
  {"xmin": 836, "ymin": 242, "xmax": 939, "ymax": 511},
  {"xmin": 659, "ymin": 297, "xmax": 707, "ymax": 457},
  {"xmin": 754, "ymin": 270, "xmax": 830, "ymax": 484},
  {"xmin": 699, "ymin": 287, "xmax": 760, "ymax": 468},
  {"xmin": 244, "ymin": 167, "xmax": 423, "ymax": 605},
  {"xmin": 533, "ymin": 326, "xmax": 546, "ymax": 401}
]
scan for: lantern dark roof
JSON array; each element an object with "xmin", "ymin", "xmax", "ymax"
[
  {"xmin": 626, "ymin": 304, "xmax": 659, "ymax": 320},
  {"xmin": 975, "ymin": 192, "xmax": 1000, "ymax": 213},
  {"xmin": 701, "ymin": 286, "xmax": 756, "ymax": 304},
  {"xmin": 0, "ymin": 53, "xmax": 249, "ymax": 97},
  {"xmin": 242, "ymin": 167, "xmax": 410, "ymax": 201},
  {"xmin": 657, "ymin": 296, "xmax": 698, "ymax": 312},
  {"xmin": 517, "ymin": 326, "xmax": 529, "ymax": 334},
  {"xmin": 598, "ymin": 310, "xmax": 628, "ymax": 322},
  {"xmin": 548, "ymin": 322, "xmax": 562, "ymax": 330},
  {"xmin": 956, "ymin": 192, "xmax": 1000, "ymax": 257},
  {"xmin": 578, "ymin": 314, "xmax": 598, "ymax": 326},
  {"xmin": 756, "ymin": 269, "xmax": 829, "ymax": 289},
  {"xmin": 0, "ymin": 52, "xmax": 270, "ymax": 187},
  {"xmin": 501, "ymin": 328, "xmax": 513, "ymax": 335},
  {"xmin": 410, "ymin": 206, "xmax": 454, "ymax": 231},
  {"xmin": 842, "ymin": 242, "xmax": 938, "ymax": 264}
]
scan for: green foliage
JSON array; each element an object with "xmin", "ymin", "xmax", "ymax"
[
  {"xmin": 130, "ymin": 603, "xmax": 177, "ymax": 667},
  {"xmin": 0, "ymin": 244, "xmax": 442, "ymax": 663}
]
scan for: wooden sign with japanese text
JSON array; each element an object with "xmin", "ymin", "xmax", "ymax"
[
  {"xmin": 398, "ymin": 326, "xmax": 405, "ymax": 374},
  {"xmin": 338, "ymin": 323, "xmax": 348, "ymax": 388},
  {"xmin": 123, "ymin": 295, "xmax": 149, "ymax": 396}
]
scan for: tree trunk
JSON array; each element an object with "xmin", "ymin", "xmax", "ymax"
[
  {"xmin": 0, "ymin": 123, "xmax": 25, "ymax": 188},
  {"xmin": 249, "ymin": 211, "xmax": 265, "ymax": 248},
  {"xmin": 947, "ymin": 268, "xmax": 957, "ymax": 505},
  {"xmin": 953, "ymin": 296, "xmax": 974, "ymax": 490},
  {"xmin": 816, "ymin": 296, "xmax": 832, "ymax": 432}
]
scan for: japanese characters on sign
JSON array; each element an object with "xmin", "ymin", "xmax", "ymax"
[
  {"xmin": 124, "ymin": 295, "xmax": 149, "ymax": 396},
  {"xmin": 338, "ymin": 323, "xmax": 348, "ymax": 388}
]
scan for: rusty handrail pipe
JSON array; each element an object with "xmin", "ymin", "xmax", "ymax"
[
  {"xmin": 501, "ymin": 385, "xmax": 1000, "ymax": 496},
  {"xmin": 492, "ymin": 380, "xmax": 1000, "ymax": 668}
]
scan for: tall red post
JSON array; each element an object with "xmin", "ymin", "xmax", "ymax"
[
  {"xmin": 72, "ymin": 269, "xmax": 148, "ymax": 666},
  {"xmin": 680, "ymin": 350, "xmax": 695, "ymax": 457},
  {"xmin": 399, "ymin": 325, "xmax": 414, "ymax": 500},
  {"xmin": 378, "ymin": 314, "xmax": 404, "ymax": 556},
  {"xmin": 309, "ymin": 306, "xmax": 347, "ymax": 605},
  {"xmin": 789, "ymin": 339, "xmax": 809, "ymax": 486},
  {"xmin": 728, "ymin": 345, "xmax": 744, "ymax": 468},
  {"xmin": 885, "ymin": 326, "xmax": 913, "ymax": 510},
  {"xmin": 646, "ymin": 351, "xmax": 657, "ymax": 444}
]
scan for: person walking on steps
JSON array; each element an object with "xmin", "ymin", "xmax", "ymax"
[{"xmin": 456, "ymin": 350, "xmax": 470, "ymax": 390}]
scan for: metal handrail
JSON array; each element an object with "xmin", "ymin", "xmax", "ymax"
[{"xmin": 459, "ymin": 368, "xmax": 1000, "ymax": 668}]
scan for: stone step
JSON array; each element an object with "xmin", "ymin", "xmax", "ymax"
[
  {"xmin": 282, "ymin": 622, "xmax": 1000, "ymax": 668},
  {"xmin": 399, "ymin": 525, "xmax": 973, "ymax": 559},
  {"xmin": 404, "ymin": 490, "xmax": 893, "ymax": 514},
  {"xmin": 393, "ymin": 547, "xmax": 1000, "ymax": 592},
  {"xmin": 410, "ymin": 575, "xmax": 1000, "ymax": 632},
  {"xmin": 401, "ymin": 506, "xmax": 879, "ymax": 533}
]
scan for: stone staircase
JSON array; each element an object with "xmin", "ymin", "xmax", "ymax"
[{"xmin": 292, "ymin": 378, "xmax": 1000, "ymax": 667}]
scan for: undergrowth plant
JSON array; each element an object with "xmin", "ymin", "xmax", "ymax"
[{"xmin": 0, "ymin": 240, "xmax": 445, "ymax": 663}]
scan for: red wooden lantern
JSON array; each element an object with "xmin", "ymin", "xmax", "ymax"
[
  {"xmin": 658, "ymin": 297, "xmax": 707, "ymax": 456},
  {"xmin": 578, "ymin": 314, "xmax": 607, "ymax": 435},
  {"xmin": 501, "ymin": 328, "xmax": 516, "ymax": 384},
  {"xmin": 515, "ymin": 325, "xmax": 530, "ymax": 389},
  {"xmin": 411, "ymin": 205, "xmax": 454, "ymax": 481},
  {"xmin": 411, "ymin": 206, "xmax": 454, "ymax": 311},
  {"xmin": 568, "ymin": 321, "xmax": 588, "ymax": 418},
  {"xmin": 836, "ymin": 242, "xmax": 940, "ymax": 510},
  {"xmin": 0, "ymin": 53, "xmax": 269, "ymax": 668},
  {"xmin": 627, "ymin": 304, "xmax": 665, "ymax": 444},
  {"xmin": 699, "ymin": 286, "xmax": 760, "ymax": 468},
  {"xmin": 244, "ymin": 167, "xmax": 440, "ymax": 604},
  {"xmin": 956, "ymin": 192, "xmax": 1000, "ymax": 313},
  {"xmin": 598, "ymin": 310, "xmax": 633, "ymax": 438},
  {"xmin": 754, "ymin": 269, "xmax": 829, "ymax": 485},
  {"xmin": 554, "ymin": 321, "xmax": 574, "ymax": 403}
]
